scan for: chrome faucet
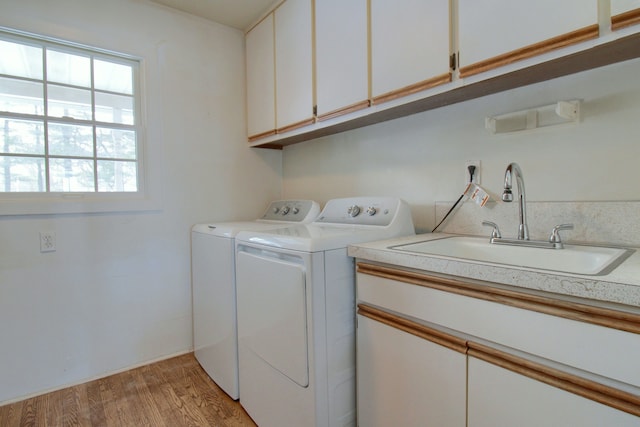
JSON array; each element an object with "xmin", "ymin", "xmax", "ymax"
[
  {"xmin": 482, "ymin": 162, "xmax": 574, "ymax": 249},
  {"xmin": 502, "ymin": 162, "xmax": 529, "ymax": 240}
]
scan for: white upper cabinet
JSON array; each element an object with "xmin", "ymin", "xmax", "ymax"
[
  {"xmin": 274, "ymin": 0, "xmax": 314, "ymax": 132},
  {"xmin": 315, "ymin": 0, "xmax": 369, "ymax": 120},
  {"xmin": 611, "ymin": 0, "xmax": 640, "ymax": 30},
  {"xmin": 370, "ymin": 0, "xmax": 451, "ymax": 104},
  {"xmin": 458, "ymin": 0, "xmax": 599, "ymax": 77},
  {"xmin": 612, "ymin": 0, "xmax": 640, "ymax": 15},
  {"xmin": 246, "ymin": 14, "xmax": 276, "ymax": 141}
]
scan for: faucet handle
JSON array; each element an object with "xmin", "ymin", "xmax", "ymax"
[
  {"xmin": 482, "ymin": 221, "xmax": 502, "ymax": 240},
  {"xmin": 549, "ymin": 224, "xmax": 574, "ymax": 248}
]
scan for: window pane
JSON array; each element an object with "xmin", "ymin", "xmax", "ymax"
[
  {"xmin": 48, "ymin": 123, "xmax": 93, "ymax": 157},
  {"xmin": 0, "ymin": 40, "xmax": 43, "ymax": 79},
  {"xmin": 96, "ymin": 127, "xmax": 136, "ymax": 159},
  {"xmin": 97, "ymin": 160, "xmax": 137, "ymax": 192},
  {"xmin": 0, "ymin": 77, "xmax": 44, "ymax": 115},
  {"xmin": 95, "ymin": 59, "xmax": 133, "ymax": 94},
  {"xmin": 0, "ymin": 31, "xmax": 141, "ymax": 197},
  {"xmin": 0, "ymin": 155, "xmax": 46, "ymax": 192},
  {"xmin": 95, "ymin": 92, "xmax": 134, "ymax": 124},
  {"xmin": 0, "ymin": 118, "xmax": 45, "ymax": 154},
  {"xmin": 46, "ymin": 49, "xmax": 90, "ymax": 87},
  {"xmin": 47, "ymin": 84, "xmax": 92, "ymax": 120},
  {"xmin": 49, "ymin": 158, "xmax": 94, "ymax": 191}
]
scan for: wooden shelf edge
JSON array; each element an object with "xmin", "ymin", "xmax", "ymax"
[
  {"xmin": 459, "ymin": 24, "xmax": 599, "ymax": 78},
  {"xmin": 612, "ymin": 9, "xmax": 640, "ymax": 31},
  {"xmin": 276, "ymin": 117, "xmax": 315, "ymax": 135},
  {"xmin": 248, "ymin": 129, "xmax": 276, "ymax": 142},
  {"xmin": 317, "ymin": 100, "xmax": 371, "ymax": 122},
  {"xmin": 371, "ymin": 73, "xmax": 452, "ymax": 105},
  {"xmin": 250, "ymin": 32, "xmax": 640, "ymax": 150}
]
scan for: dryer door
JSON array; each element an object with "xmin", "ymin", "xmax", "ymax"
[{"xmin": 236, "ymin": 249, "xmax": 309, "ymax": 387}]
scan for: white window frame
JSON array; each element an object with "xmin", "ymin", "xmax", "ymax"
[{"xmin": 0, "ymin": 27, "xmax": 158, "ymax": 215}]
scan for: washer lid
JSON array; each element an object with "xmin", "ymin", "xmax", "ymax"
[
  {"xmin": 191, "ymin": 199, "xmax": 320, "ymax": 237},
  {"xmin": 235, "ymin": 223, "xmax": 411, "ymax": 252},
  {"xmin": 192, "ymin": 221, "xmax": 297, "ymax": 238}
]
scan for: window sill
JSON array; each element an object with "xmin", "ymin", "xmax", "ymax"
[{"xmin": 0, "ymin": 192, "xmax": 162, "ymax": 216}]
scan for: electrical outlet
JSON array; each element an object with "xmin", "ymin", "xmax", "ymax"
[
  {"xmin": 40, "ymin": 231, "xmax": 56, "ymax": 253},
  {"xmin": 465, "ymin": 160, "xmax": 481, "ymax": 185}
]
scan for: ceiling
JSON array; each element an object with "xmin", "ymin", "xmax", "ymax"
[{"xmin": 150, "ymin": 0, "xmax": 277, "ymax": 30}]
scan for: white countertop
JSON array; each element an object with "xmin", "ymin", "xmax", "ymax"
[{"xmin": 348, "ymin": 233, "xmax": 640, "ymax": 309}]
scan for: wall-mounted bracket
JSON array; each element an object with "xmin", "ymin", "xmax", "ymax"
[{"xmin": 485, "ymin": 100, "xmax": 581, "ymax": 134}]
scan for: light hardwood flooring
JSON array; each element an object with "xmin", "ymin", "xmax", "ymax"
[{"xmin": 0, "ymin": 353, "xmax": 257, "ymax": 427}]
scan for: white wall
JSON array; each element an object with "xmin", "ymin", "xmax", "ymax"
[
  {"xmin": 283, "ymin": 58, "xmax": 640, "ymax": 232},
  {"xmin": 0, "ymin": 0, "xmax": 282, "ymax": 404}
]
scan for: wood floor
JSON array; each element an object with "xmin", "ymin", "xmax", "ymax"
[{"xmin": 0, "ymin": 353, "xmax": 257, "ymax": 427}]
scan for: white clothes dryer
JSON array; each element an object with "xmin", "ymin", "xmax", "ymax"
[
  {"xmin": 234, "ymin": 197, "xmax": 415, "ymax": 426},
  {"xmin": 191, "ymin": 200, "xmax": 320, "ymax": 400}
]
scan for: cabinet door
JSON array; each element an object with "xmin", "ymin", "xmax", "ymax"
[
  {"xmin": 246, "ymin": 14, "xmax": 276, "ymax": 141},
  {"xmin": 611, "ymin": 0, "xmax": 640, "ymax": 30},
  {"xmin": 315, "ymin": 0, "xmax": 369, "ymax": 120},
  {"xmin": 459, "ymin": 0, "xmax": 598, "ymax": 77},
  {"xmin": 468, "ymin": 356, "xmax": 640, "ymax": 427},
  {"xmin": 370, "ymin": 0, "xmax": 451, "ymax": 104},
  {"xmin": 357, "ymin": 313, "xmax": 466, "ymax": 427},
  {"xmin": 275, "ymin": 0, "xmax": 314, "ymax": 132}
]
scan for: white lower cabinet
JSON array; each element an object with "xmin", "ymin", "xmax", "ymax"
[
  {"xmin": 357, "ymin": 314, "xmax": 466, "ymax": 427},
  {"xmin": 468, "ymin": 356, "xmax": 640, "ymax": 427},
  {"xmin": 355, "ymin": 262, "xmax": 640, "ymax": 426}
]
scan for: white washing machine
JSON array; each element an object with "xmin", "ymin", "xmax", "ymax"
[
  {"xmin": 234, "ymin": 197, "xmax": 415, "ymax": 426},
  {"xmin": 191, "ymin": 200, "xmax": 320, "ymax": 400}
]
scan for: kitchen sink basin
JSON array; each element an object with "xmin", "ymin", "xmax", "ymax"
[{"xmin": 390, "ymin": 236, "xmax": 634, "ymax": 276}]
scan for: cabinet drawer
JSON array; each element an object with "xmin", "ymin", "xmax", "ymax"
[{"xmin": 356, "ymin": 264, "xmax": 640, "ymax": 388}]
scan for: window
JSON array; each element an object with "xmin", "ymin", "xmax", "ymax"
[{"xmin": 0, "ymin": 29, "xmax": 141, "ymax": 194}]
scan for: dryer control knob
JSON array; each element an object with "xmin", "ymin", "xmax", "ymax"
[
  {"xmin": 292, "ymin": 207, "xmax": 300, "ymax": 214},
  {"xmin": 366, "ymin": 206, "xmax": 377, "ymax": 216},
  {"xmin": 273, "ymin": 207, "xmax": 280, "ymax": 214},
  {"xmin": 347, "ymin": 205, "xmax": 361, "ymax": 217},
  {"xmin": 281, "ymin": 206, "xmax": 290, "ymax": 215}
]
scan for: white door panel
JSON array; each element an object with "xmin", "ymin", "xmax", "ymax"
[{"xmin": 236, "ymin": 250, "xmax": 309, "ymax": 387}]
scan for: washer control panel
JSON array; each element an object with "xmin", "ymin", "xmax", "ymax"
[
  {"xmin": 261, "ymin": 200, "xmax": 320, "ymax": 222},
  {"xmin": 315, "ymin": 197, "xmax": 400, "ymax": 226}
]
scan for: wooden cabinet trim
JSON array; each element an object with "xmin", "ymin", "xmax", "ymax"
[
  {"xmin": 357, "ymin": 303, "xmax": 468, "ymax": 354},
  {"xmin": 459, "ymin": 24, "xmax": 600, "ymax": 78},
  {"xmin": 612, "ymin": 9, "xmax": 640, "ymax": 31},
  {"xmin": 468, "ymin": 341, "xmax": 640, "ymax": 417},
  {"xmin": 317, "ymin": 100, "xmax": 371, "ymax": 122},
  {"xmin": 276, "ymin": 117, "xmax": 315, "ymax": 134},
  {"xmin": 356, "ymin": 262, "xmax": 640, "ymax": 335},
  {"xmin": 248, "ymin": 129, "xmax": 277, "ymax": 142},
  {"xmin": 372, "ymin": 73, "xmax": 452, "ymax": 105}
]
